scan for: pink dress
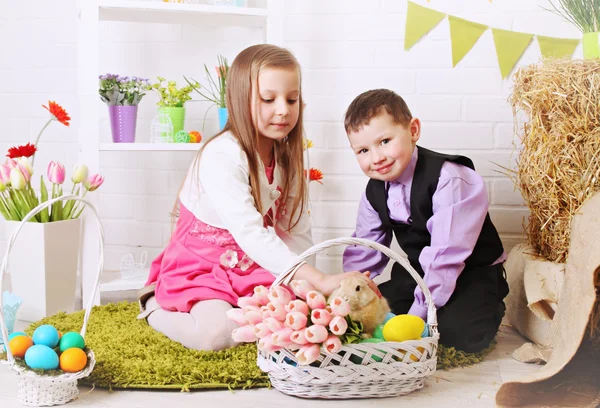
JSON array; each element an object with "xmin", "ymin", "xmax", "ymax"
[{"xmin": 146, "ymin": 162, "xmax": 279, "ymax": 312}]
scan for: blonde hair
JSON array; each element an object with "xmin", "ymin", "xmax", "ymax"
[{"xmin": 171, "ymin": 44, "xmax": 307, "ymax": 232}]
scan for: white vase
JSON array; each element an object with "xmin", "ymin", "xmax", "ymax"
[{"xmin": 5, "ymin": 218, "xmax": 81, "ymax": 322}]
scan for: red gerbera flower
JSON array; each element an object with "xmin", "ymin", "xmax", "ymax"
[
  {"xmin": 42, "ymin": 101, "xmax": 71, "ymax": 126},
  {"xmin": 306, "ymin": 168, "xmax": 324, "ymax": 184},
  {"xmin": 6, "ymin": 143, "xmax": 37, "ymax": 159}
]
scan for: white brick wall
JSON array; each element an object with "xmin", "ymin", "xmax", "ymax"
[{"xmin": 0, "ymin": 0, "xmax": 583, "ymax": 275}]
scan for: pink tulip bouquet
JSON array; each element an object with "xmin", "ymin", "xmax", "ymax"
[
  {"xmin": 0, "ymin": 101, "xmax": 104, "ymax": 222},
  {"xmin": 227, "ymin": 281, "xmax": 364, "ymax": 366}
]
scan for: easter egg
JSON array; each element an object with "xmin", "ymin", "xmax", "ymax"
[
  {"xmin": 59, "ymin": 332, "xmax": 85, "ymax": 352},
  {"xmin": 350, "ymin": 338, "xmax": 385, "ymax": 364},
  {"xmin": 32, "ymin": 325, "xmax": 59, "ymax": 348},
  {"xmin": 372, "ymin": 324, "xmax": 385, "ymax": 340},
  {"xmin": 383, "ymin": 312, "xmax": 396, "ymax": 324},
  {"xmin": 421, "ymin": 324, "xmax": 429, "ymax": 338},
  {"xmin": 8, "ymin": 331, "xmax": 27, "ymax": 342},
  {"xmin": 24, "ymin": 345, "xmax": 59, "ymax": 370},
  {"xmin": 59, "ymin": 348, "xmax": 88, "ymax": 373},
  {"xmin": 382, "ymin": 314, "xmax": 426, "ymax": 342},
  {"xmin": 8, "ymin": 335, "xmax": 33, "ymax": 358}
]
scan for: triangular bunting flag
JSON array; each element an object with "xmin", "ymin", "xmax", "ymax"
[
  {"xmin": 404, "ymin": 1, "xmax": 446, "ymax": 51},
  {"xmin": 492, "ymin": 28, "xmax": 534, "ymax": 79},
  {"xmin": 537, "ymin": 35, "xmax": 580, "ymax": 59},
  {"xmin": 448, "ymin": 16, "xmax": 488, "ymax": 67}
]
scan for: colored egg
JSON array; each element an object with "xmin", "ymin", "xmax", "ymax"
[
  {"xmin": 24, "ymin": 345, "xmax": 59, "ymax": 370},
  {"xmin": 372, "ymin": 324, "xmax": 385, "ymax": 340},
  {"xmin": 59, "ymin": 332, "xmax": 85, "ymax": 352},
  {"xmin": 8, "ymin": 331, "xmax": 27, "ymax": 342},
  {"xmin": 32, "ymin": 325, "xmax": 59, "ymax": 348},
  {"xmin": 421, "ymin": 324, "xmax": 429, "ymax": 338},
  {"xmin": 350, "ymin": 338, "xmax": 385, "ymax": 364},
  {"xmin": 8, "ymin": 335, "xmax": 33, "ymax": 358},
  {"xmin": 383, "ymin": 312, "xmax": 396, "ymax": 324},
  {"xmin": 382, "ymin": 314, "xmax": 426, "ymax": 342},
  {"xmin": 59, "ymin": 348, "xmax": 88, "ymax": 373}
]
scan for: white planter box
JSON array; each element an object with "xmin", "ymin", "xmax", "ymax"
[{"xmin": 6, "ymin": 219, "xmax": 81, "ymax": 322}]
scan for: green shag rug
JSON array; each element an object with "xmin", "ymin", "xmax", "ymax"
[{"xmin": 0, "ymin": 302, "xmax": 494, "ymax": 391}]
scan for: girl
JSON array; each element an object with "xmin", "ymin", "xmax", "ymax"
[{"xmin": 138, "ymin": 44, "xmax": 369, "ymax": 351}]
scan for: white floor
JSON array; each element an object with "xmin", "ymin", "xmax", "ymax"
[{"xmin": 0, "ymin": 324, "xmax": 542, "ymax": 408}]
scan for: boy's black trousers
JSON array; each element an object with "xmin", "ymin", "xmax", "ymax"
[{"xmin": 378, "ymin": 263, "xmax": 509, "ymax": 353}]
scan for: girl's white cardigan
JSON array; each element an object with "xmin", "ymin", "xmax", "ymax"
[{"xmin": 180, "ymin": 132, "xmax": 314, "ymax": 277}]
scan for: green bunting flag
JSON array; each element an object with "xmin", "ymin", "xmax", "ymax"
[
  {"xmin": 404, "ymin": 1, "xmax": 446, "ymax": 51},
  {"xmin": 492, "ymin": 28, "xmax": 534, "ymax": 79},
  {"xmin": 537, "ymin": 35, "xmax": 580, "ymax": 59},
  {"xmin": 448, "ymin": 16, "xmax": 489, "ymax": 67}
]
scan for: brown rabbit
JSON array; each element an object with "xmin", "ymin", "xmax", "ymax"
[{"xmin": 328, "ymin": 276, "xmax": 390, "ymax": 337}]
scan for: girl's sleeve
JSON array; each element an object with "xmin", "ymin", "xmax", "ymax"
[{"xmin": 198, "ymin": 144, "xmax": 302, "ymax": 276}]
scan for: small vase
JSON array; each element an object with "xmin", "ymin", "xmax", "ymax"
[
  {"xmin": 583, "ymin": 32, "xmax": 600, "ymax": 59},
  {"xmin": 218, "ymin": 107, "xmax": 228, "ymax": 130},
  {"xmin": 159, "ymin": 107, "xmax": 186, "ymax": 136},
  {"xmin": 108, "ymin": 105, "xmax": 138, "ymax": 143}
]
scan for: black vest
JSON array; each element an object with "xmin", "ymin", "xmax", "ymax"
[{"xmin": 366, "ymin": 146, "xmax": 504, "ymax": 276}]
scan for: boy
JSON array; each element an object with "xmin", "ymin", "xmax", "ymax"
[{"xmin": 342, "ymin": 89, "xmax": 509, "ymax": 352}]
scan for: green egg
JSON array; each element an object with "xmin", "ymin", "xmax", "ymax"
[
  {"xmin": 372, "ymin": 324, "xmax": 385, "ymax": 340},
  {"xmin": 58, "ymin": 332, "xmax": 85, "ymax": 352},
  {"xmin": 350, "ymin": 338, "xmax": 385, "ymax": 364}
]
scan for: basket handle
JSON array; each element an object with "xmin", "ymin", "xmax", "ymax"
[
  {"xmin": 0, "ymin": 194, "xmax": 104, "ymax": 364},
  {"xmin": 272, "ymin": 237, "xmax": 438, "ymax": 327}
]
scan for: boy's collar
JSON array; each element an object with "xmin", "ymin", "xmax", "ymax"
[{"xmin": 389, "ymin": 146, "xmax": 418, "ymax": 187}]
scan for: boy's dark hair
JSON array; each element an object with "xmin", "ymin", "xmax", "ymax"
[{"xmin": 344, "ymin": 89, "xmax": 413, "ymax": 133}]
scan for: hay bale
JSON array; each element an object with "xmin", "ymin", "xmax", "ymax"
[{"xmin": 510, "ymin": 58, "xmax": 600, "ymax": 264}]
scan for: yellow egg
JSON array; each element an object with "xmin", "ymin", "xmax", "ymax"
[{"xmin": 382, "ymin": 314, "xmax": 425, "ymax": 342}]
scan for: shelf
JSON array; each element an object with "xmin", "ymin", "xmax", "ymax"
[
  {"xmin": 99, "ymin": 0, "xmax": 268, "ymax": 27},
  {"xmin": 99, "ymin": 142, "xmax": 203, "ymax": 151},
  {"xmin": 100, "ymin": 269, "xmax": 149, "ymax": 292}
]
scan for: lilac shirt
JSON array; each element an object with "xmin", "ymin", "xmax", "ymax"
[{"xmin": 343, "ymin": 147, "xmax": 506, "ymax": 320}]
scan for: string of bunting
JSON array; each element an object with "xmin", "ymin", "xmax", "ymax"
[{"xmin": 405, "ymin": 1, "xmax": 581, "ymax": 79}]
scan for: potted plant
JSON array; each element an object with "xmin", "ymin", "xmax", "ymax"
[
  {"xmin": 548, "ymin": 0, "xmax": 600, "ymax": 58},
  {"xmin": 0, "ymin": 101, "xmax": 105, "ymax": 321},
  {"xmin": 148, "ymin": 77, "xmax": 198, "ymax": 137},
  {"xmin": 185, "ymin": 54, "xmax": 229, "ymax": 130},
  {"xmin": 99, "ymin": 74, "xmax": 149, "ymax": 143}
]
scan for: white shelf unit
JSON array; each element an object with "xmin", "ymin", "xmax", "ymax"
[{"xmin": 76, "ymin": 0, "xmax": 284, "ymax": 301}]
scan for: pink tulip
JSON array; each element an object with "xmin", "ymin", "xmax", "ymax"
[
  {"xmin": 260, "ymin": 305, "xmax": 271, "ymax": 318},
  {"xmin": 84, "ymin": 174, "xmax": 104, "ymax": 191},
  {"xmin": 311, "ymin": 309, "xmax": 332, "ymax": 326},
  {"xmin": 237, "ymin": 296, "xmax": 261, "ymax": 309},
  {"xmin": 16, "ymin": 164, "xmax": 31, "ymax": 183},
  {"xmin": 253, "ymin": 322, "xmax": 272, "ymax": 339},
  {"xmin": 323, "ymin": 335, "xmax": 343, "ymax": 354},
  {"xmin": 306, "ymin": 291, "xmax": 326, "ymax": 310},
  {"xmin": 5, "ymin": 159, "xmax": 17, "ymax": 170},
  {"xmin": 244, "ymin": 309, "xmax": 263, "ymax": 325},
  {"xmin": 226, "ymin": 308, "xmax": 247, "ymax": 325},
  {"xmin": 304, "ymin": 325, "xmax": 328, "ymax": 343},
  {"xmin": 285, "ymin": 311, "xmax": 308, "ymax": 331},
  {"xmin": 258, "ymin": 336, "xmax": 282, "ymax": 352},
  {"xmin": 0, "ymin": 165, "xmax": 11, "ymax": 184},
  {"xmin": 253, "ymin": 285, "xmax": 270, "ymax": 306},
  {"xmin": 17, "ymin": 157, "xmax": 33, "ymax": 176},
  {"xmin": 264, "ymin": 317, "xmax": 284, "ymax": 333},
  {"xmin": 329, "ymin": 297, "xmax": 351, "ymax": 317},
  {"xmin": 268, "ymin": 286, "xmax": 293, "ymax": 305},
  {"xmin": 290, "ymin": 330, "xmax": 309, "ymax": 345},
  {"xmin": 267, "ymin": 301, "xmax": 287, "ymax": 321},
  {"xmin": 289, "ymin": 280, "xmax": 316, "ymax": 299},
  {"xmin": 296, "ymin": 344, "xmax": 321, "ymax": 365},
  {"xmin": 47, "ymin": 161, "xmax": 65, "ymax": 185},
  {"xmin": 271, "ymin": 328, "xmax": 294, "ymax": 347},
  {"xmin": 286, "ymin": 299, "xmax": 309, "ymax": 315},
  {"xmin": 329, "ymin": 316, "xmax": 348, "ymax": 336},
  {"xmin": 231, "ymin": 325, "xmax": 258, "ymax": 343}
]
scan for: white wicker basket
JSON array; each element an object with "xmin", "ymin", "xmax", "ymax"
[
  {"xmin": 0, "ymin": 195, "xmax": 105, "ymax": 406},
  {"xmin": 257, "ymin": 237, "xmax": 440, "ymax": 399}
]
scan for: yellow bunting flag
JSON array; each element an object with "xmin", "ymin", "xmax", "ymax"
[
  {"xmin": 537, "ymin": 35, "xmax": 580, "ymax": 59},
  {"xmin": 492, "ymin": 28, "xmax": 534, "ymax": 79},
  {"xmin": 404, "ymin": 1, "xmax": 446, "ymax": 51},
  {"xmin": 448, "ymin": 16, "xmax": 488, "ymax": 67}
]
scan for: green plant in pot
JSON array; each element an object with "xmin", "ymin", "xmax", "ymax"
[
  {"xmin": 149, "ymin": 77, "xmax": 198, "ymax": 138},
  {"xmin": 547, "ymin": 0, "xmax": 600, "ymax": 58},
  {"xmin": 185, "ymin": 54, "xmax": 229, "ymax": 131}
]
